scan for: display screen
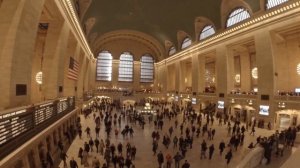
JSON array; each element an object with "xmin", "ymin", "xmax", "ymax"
[
  {"xmin": 259, "ymin": 105, "xmax": 269, "ymax": 116},
  {"xmin": 34, "ymin": 102, "xmax": 54, "ymax": 125},
  {"xmin": 57, "ymin": 99, "xmax": 68, "ymax": 114},
  {"xmin": 0, "ymin": 109, "xmax": 33, "ymax": 146},
  {"xmin": 295, "ymin": 88, "xmax": 300, "ymax": 93},
  {"xmin": 192, "ymin": 98, "xmax": 197, "ymax": 105},
  {"xmin": 218, "ymin": 101, "xmax": 224, "ymax": 109}
]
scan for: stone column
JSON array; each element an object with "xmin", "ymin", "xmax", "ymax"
[
  {"xmin": 133, "ymin": 61, "xmax": 141, "ymax": 90},
  {"xmin": 254, "ymin": 31, "xmax": 275, "ymax": 123},
  {"xmin": 175, "ymin": 62, "xmax": 181, "ymax": 92},
  {"xmin": 76, "ymin": 53, "xmax": 87, "ymax": 99},
  {"xmin": 0, "ymin": 0, "xmax": 45, "ymax": 108},
  {"xmin": 198, "ymin": 55, "xmax": 206, "ymax": 92},
  {"xmin": 83, "ymin": 58, "xmax": 91, "ymax": 92},
  {"xmin": 63, "ymin": 35, "xmax": 78, "ymax": 97},
  {"xmin": 43, "ymin": 21, "xmax": 70, "ymax": 100},
  {"xmin": 192, "ymin": 54, "xmax": 199, "ymax": 93},
  {"xmin": 216, "ymin": 45, "xmax": 229, "ymax": 96},
  {"xmin": 88, "ymin": 59, "xmax": 96, "ymax": 90},
  {"xmin": 240, "ymin": 51, "xmax": 251, "ymax": 92}
]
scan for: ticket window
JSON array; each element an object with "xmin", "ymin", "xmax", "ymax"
[{"xmin": 279, "ymin": 114, "xmax": 291, "ymax": 129}]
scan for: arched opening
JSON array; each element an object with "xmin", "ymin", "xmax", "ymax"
[
  {"xmin": 118, "ymin": 52, "xmax": 134, "ymax": 82},
  {"xmin": 140, "ymin": 55, "xmax": 154, "ymax": 83},
  {"xmin": 181, "ymin": 37, "xmax": 192, "ymax": 49},
  {"xmin": 226, "ymin": 7, "xmax": 251, "ymax": 27},
  {"xmin": 276, "ymin": 109, "xmax": 300, "ymax": 130},
  {"xmin": 199, "ymin": 25, "xmax": 216, "ymax": 40},
  {"xmin": 266, "ymin": 0, "xmax": 289, "ymax": 9},
  {"xmin": 168, "ymin": 46, "xmax": 177, "ymax": 56},
  {"xmin": 96, "ymin": 51, "xmax": 113, "ymax": 81}
]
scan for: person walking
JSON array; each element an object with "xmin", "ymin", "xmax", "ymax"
[
  {"xmin": 173, "ymin": 152, "xmax": 183, "ymax": 168},
  {"xmin": 182, "ymin": 160, "xmax": 190, "ymax": 168},
  {"xmin": 157, "ymin": 151, "xmax": 164, "ymax": 168},
  {"xmin": 166, "ymin": 153, "xmax": 172, "ymax": 168},
  {"xmin": 219, "ymin": 140, "xmax": 226, "ymax": 155},
  {"xmin": 209, "ymin": 144, "xmax": 215, "ymax": 160},
  {"xmin": 60, "ymin": 151, "xmax": 68, "ymax": 168},
  {"xmin": 69, "ymin": 157, "xmax": 78, "ymax": 168},
  {"xmin": 225, "ymin": 150, "xmax": 233, "ymax": 165},
  {"xmin": 200, "ymin": 140, "xmax": 207, "ymax": 159}
]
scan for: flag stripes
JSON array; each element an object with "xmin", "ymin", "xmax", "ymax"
[{"xmin": 67, "ymin": 57, "xmax": 79, "ymax": 80}]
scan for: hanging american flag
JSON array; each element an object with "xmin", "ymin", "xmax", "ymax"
[{"xmin": 67, "ymin": 57, "xmax": 79, "ymax": 80}]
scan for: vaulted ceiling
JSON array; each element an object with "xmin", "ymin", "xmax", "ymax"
[{"xmin": 79, "ymin": 0, "xmax": 262, "ymax": 60}]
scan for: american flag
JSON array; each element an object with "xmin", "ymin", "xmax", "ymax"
[{"xmin": 67, "ymin": 57, "xmax": 79, "ymax": 80}]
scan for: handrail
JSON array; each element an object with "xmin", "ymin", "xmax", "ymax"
[{"xmin": 0, "ymin": 96, "xmax": 76, "ymax": 160}]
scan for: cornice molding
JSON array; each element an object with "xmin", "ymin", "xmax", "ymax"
[
  {"xmin": 157, "ymin": 0, "xmax": 300, "ymax": 65},
  {"xmin": 55, "ymin": 0, "xmax": 94, "ymax": 60}
]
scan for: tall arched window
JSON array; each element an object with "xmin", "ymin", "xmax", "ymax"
[
  {"xmin": 181, "ymin": 37, "xmax": 192, "ymax": 49},
  {"xmin": 96, "ymin": 51, "xmax": 112, "ymax": 81},
  {"xmin": 118, "ymin": 52, "xmax": 134, "ymax": 82},
  {"xmin": 169, "ymin": 46, "xmax": 176, "ymax": 56},
  {"xmin": 140, "ymin": 55, "xmax": 154, "ymax": 83},
  {"xmin": 226, "ymin": 8, "xmax": 250, "ymax": 27},
  {"xmin": 266, "ymin": 0, "xmax": 289, "ymax": 9},
  {"xmin": 199, "ymin": 25, "xmax": 216, "ymax": 40}
]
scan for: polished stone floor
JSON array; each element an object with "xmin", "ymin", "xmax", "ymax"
[{"xmin": 59, "ymin": 108, "xmax": 294, "ymax": 168}]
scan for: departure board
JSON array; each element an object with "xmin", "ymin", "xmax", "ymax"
[
  {"xmin": 0, "ymin": 109, "xmax": 33, "ymax": 146},
  {"xmin": 57, "ymin": 99, "xmax": 68, "ymax": 114},
  {"xmin": 34, "ymin": 102, "xmax": 54, "ymax": 125}
]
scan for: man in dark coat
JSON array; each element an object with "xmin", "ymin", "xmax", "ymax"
[{"xmin": 157, "ymin": 151, "xmax": 164, "ymax": 168}]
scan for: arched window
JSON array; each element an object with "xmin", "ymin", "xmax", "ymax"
[
  {"xmin": 199, "ymin": 25, "xmax": 216, "ymax": 40},
  {"xmin": 226, "ymin": 8, "xmax": 250, "ymax": 27},
  {"xmin": 118, "ymin": 52, "xmax": 134, "ymax": 82},
  {"xmin": 140, "ymin": 55, "xmax": 154, "ymax": 83},
  {"xmin": 96, "ymin": 51, "xmax": 112, "ymax": 81},
  {"xmin": 169, "ymin": 46, "xmax": 176, "ymax": 56},
  {"xmin": 266, "ymin": 0, "xmax": 289, "ymax": 9},
  {"xmin": 181, "ymin": 37, "xmax": 192, "ymax": 49}
]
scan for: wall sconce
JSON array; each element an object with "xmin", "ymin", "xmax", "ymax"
[
  {"xmin": 231, "ymin": 99, "xmax": 235, "ymax": 103},
  {"xmin": 278, "ymin": 102, "xmax": 286, "ymax": 108},
  {"xmin": 180, "ymin": 94, "xmax": 183, "ymax": 98},
  {"xmin": 248, "ymin": 100, "xmax": 253, "ymax": 105}
]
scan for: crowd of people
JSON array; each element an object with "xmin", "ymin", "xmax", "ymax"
[{"xmin": 56, "ymin": 97, "xmax": 298, "ymax": 168}]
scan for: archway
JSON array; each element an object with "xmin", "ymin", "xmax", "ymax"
[{"xmin": 276, "ymin": 109, "xmax": 300, "ymax": 130}]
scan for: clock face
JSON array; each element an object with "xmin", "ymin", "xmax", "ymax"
[
  {"xmin": 297, "ymin": 64, "xmax": 300, "ymax": 75},
  {"xmin": 252, "ymin": 67, "xmax": 258, "ymax": 79},
  {"xmin": 35, "ymin": 72, "xmax": 43, "ymax": 84},
  {"xmin": 235, "ymin": 74, "xmax": 240, "ymax": 83}
]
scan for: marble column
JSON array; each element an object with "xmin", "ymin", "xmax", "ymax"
[
  {"xmin": 192, "ymin": 54, "xmax": 199, "ymax": 93},
  {"xmin": 254, "ymin": 31, "xmax": 276, "ymax": 122},
  {"xmin": 0, "ymin": 0, "xmax": 45, "ymax": 108},
  {"xmin": 240, "ymin": 51, "xmax": 251, "ymax": 92},
  {"xmin": 198, "ymin": 55, "xmax": 206, "ymax": 92},
  {"xmin": 175, "ymin": 62, "xmax": 181, "ymax": 92},
  {"xmin": 43, "ymin": 21, "xmax": 70, "ymax": 100},
  {"xmin": 76, "ymin": 53, "xmax": 87, "ymax": 99}
]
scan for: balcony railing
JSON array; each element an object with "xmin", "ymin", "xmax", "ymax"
[{"xmin": 0, "ymin": 96, "xmax": 76, "ymax": 160}]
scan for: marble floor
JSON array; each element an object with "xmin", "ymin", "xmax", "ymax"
[{"xmin": 59, "ymin": 109, "xmax": 294, "ymax": 168}]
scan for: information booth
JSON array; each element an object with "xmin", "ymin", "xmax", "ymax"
[{"xmin": 276, "ymin": 110, "xmax": 300, "ymax": 130}]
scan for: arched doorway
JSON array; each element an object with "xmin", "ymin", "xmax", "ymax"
[{"xmin": 276, "ymin": 109, "xmax": 300, "ymax": 130}]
